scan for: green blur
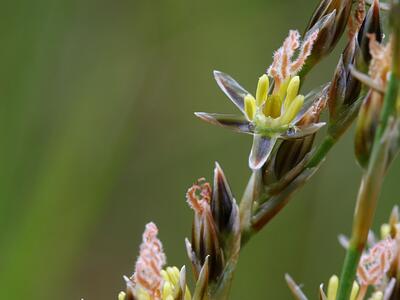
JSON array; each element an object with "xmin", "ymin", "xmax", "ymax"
[{"xmin": 0, "ymin": 0, "xmax": 398, "ymax": 299}]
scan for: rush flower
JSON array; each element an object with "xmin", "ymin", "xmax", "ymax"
[
  {"xmin": 357, "ymin": 238, "xmax": 397, "ymax": 287},
  {"xmin": 121, "ymin": 223, "xmax": 191, "ymax": 300},
  {"xmin": 196, "ymin": 29, "xmax": 327, "ymax": 170},
  {"xmin": 185, "ymin": 164, "xmax": 240, "ymax": 283}
]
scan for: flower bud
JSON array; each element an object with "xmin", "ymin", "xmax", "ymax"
[
  {"xmin": 327, "ymin": 37, "xmax": 364, "ymax": 138},
  {"xmin": 354, "ymin": 90, "xmax": 383, "ymax": 168},
  {"xmin": 211, "ymin": 163, "xmax": 239, "ymax": 237},
  {"xmin": 303, "ymin": 0, "xmax": 353, "ymax": 70},
  {"xmin": 356, "ymin": 0, "xmax": 382, "ymax": 68},
  {"xmin": 185, "ymin": 179, "xmax": 223, "ymax": 282}
]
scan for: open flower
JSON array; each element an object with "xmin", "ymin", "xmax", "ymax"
[
  {"xmin": 120, "ymin": 223, "xmax": 191, "ymax": 300},
  {"xmin": 195, "ymin": 29, "xmax": 328, "ymax": 169}
]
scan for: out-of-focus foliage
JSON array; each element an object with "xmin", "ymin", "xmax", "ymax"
[{"xmin": 0, "ymin": 0, "xmax": 399, "ymax": 299}]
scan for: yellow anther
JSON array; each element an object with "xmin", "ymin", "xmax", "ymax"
[
  {"xmin": 162, "ymin": 281, "xmax": 174, "ymax": 299},
  {"xmin": 284, "ymin": 76, "xmax": 300, "ymax": 109},
  {"xmin": 270, "ymin": 94, "xmax": 282, "ymax": 118},
  {"xmin": 118, "ymin": 291, "xmax": 126, "ymax": 300},
  {"xmin": 263, "ymin": 95, "xmax": 277, "ymax": 117},
  {"xmin": 381, "ymin": 223, "xmax": 391, "ymax": 239},
  {"xmin": 370, "ymin": 291, "xmax": 383, "ymax": 300},
  {"xmin": 327, "ymin": 275, "xmax": 339, "ymax": 300},
  {"xmin": 244, "ymin": 94, "xmax": 257, "ymax": 121},
  {"xmin": 161, "ymin": 266, "xmax": 192, "ymax": 300},
  {"xmin": 349, "ymin": 281, "xmax": 359, "ymax": 300},
  {"xmin": 256, "ymin": 74, "xmax": 270, "ymax": 106},
  {"xmin": 136, "ymin": 288, "xmax": 151, "ymax": 300},
  {"xmin": 278, "ymin": 77, "xmax": 290, "ymax": 101},
  {"xmin": 279, "ymin": 95, "xmax": 304, "ymax": 125},
  {"xmin": 263, "ymin": 95, "xmax": 273, "ymax": 117}
]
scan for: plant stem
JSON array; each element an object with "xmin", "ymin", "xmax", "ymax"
[
  {"xmin": 336, "ymin": 72, "xmax": 400, "ymax": 300},
  {"xmin": 306, "ymin": 135, "xmax": 336, "ymax": 168}
]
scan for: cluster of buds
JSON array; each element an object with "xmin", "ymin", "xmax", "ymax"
[
  {"xmin": 303, "ymin": 0, "xmax": 353, "ymax": 72},
  {"xmin": 185, "ymin": 163, "xmax": 240, "ymax": 288},
  {"xmin": 327, "ymin": 0, "xmax": 382, "ymax": 140},
  {"xmin": 119, "ymin": 223, "xmax": 191, "ymax": 300},
  {"xmin": 196, "ymin": 25, "xmax": 329, "ymax": 170}
]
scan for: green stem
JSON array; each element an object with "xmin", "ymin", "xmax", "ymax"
[
  {"xmin": 306, "ymin": 135, "xmax": 336, "ymax": 168},
  {"xmin": 337, "ymin": 72, "xmax": 400, "ymax": 299}
]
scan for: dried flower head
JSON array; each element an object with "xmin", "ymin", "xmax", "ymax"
[{"xmin": 357, "ymin": 238, "xmax": 397, "ymax": 286}]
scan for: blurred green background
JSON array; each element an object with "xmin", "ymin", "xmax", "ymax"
[{"xmin": 0, "ymin": 0, "xmax": 398, "ymax": 299}]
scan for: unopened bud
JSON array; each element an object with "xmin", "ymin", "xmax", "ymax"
[
  {"xmin": 303, "ymin": 0, "xmax": 353, "ymax": 70},
  {"xmin": 356, "ymin": 0, "xmax": 382, "ymax": 69},
  {"xmin": 327, "ymin": 37, "xmax": 363, "ymax": 137},
  {"xmin": 212, "ymin": 163, "xmax": 238, "ymax": 236},
  {"xmin": 354, "ymin": 90, "xmax": 383, "ymax": 168}
]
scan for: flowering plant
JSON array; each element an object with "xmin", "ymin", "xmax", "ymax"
[{"xmin": 117, "ymin": 0, "xmax": 400, "ymax": 299}]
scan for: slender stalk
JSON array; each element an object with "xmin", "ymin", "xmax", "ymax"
[
  {"xmin": 336, "ymin": 60, "xmax": 400, "ymax": 300},
  {"xmin": 306, "ymin": 135, "xmax": 336, "ymax": 168}
]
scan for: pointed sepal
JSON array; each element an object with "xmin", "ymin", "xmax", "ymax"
[
  {"xmin": 192, "ymin": 256, "xmax": 210, "ymax": 300},
  {"xmin": 194, "ymin": 112, "xmax": 253, "ymax": 134},
  {"xmin": 213, "ymin": 70, "xmax": 250, "ymax": 113},
  {"xmin": 249, "ymin": 134, "xmax": 277, "ymax": 170},
  {"xmin": 285, "ymin": 274, "xmax": 309, "ymax": 300}
]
